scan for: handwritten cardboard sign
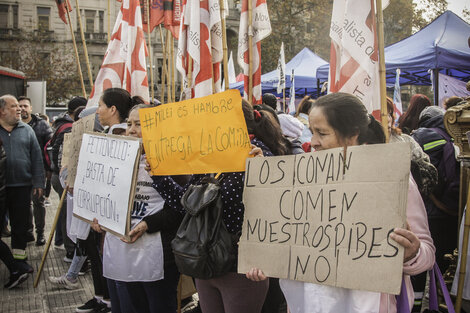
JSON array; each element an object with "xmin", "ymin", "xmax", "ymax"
[
  {"xmin": 238, "ymin": 143, "xmax": 411, "ymax": 295},
  {"xmin": 139, "ymin": 90, "xmax": 251, "ymax": 175},
  {"xmin": 67, "ymin": 113, "xmax": 96, "ymax": 187},
  {"xmin": 73, "ymin": 132, "xmax": 141, "ymax": 237}
]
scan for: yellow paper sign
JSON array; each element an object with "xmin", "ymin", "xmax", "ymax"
[{"xmin": 140, "ymin": 90, "xmax": 252, "ymax": 175}]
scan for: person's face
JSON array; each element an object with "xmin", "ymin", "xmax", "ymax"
[
  {"xmin": 97, "ymin": 99, "xmax": 116, "ymax": 127},
  {"xmin": 308, "ymin": 106, "xmax": 358, "ymax": 151},
  {"xmin": 19, "ymin": 99, "xmax": 32, "ymax": 120},
  {"xmin": 126, "ymin": 109, "xmax": 142, "ymax": 138},
  {"xmin": 0, "ymin": 97, "xmax": 21, "ymax": 126}
]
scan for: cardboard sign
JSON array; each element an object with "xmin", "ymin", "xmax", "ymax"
[
  {"xmin": 73, "ymin": 132, "xmax": 141, "ymax": 237},
  {"xmin": 140, "ymin": 90, "xmax": 251, "ymax": 175},
  {"xmin": 62, "ymin": 133, "xmax": 72, "ymax": 169},
  {"xmin": 238, "ymin": 143, "xmax": 411, "ymax": 295},
  {"xmin": 67, "ymin": 114, "xmax": 96, "ymax": 187}
]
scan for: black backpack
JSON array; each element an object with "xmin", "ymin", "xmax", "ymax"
[{"xmin": 171, "ymin": 176, "xmax": 238, "ymax": 279}]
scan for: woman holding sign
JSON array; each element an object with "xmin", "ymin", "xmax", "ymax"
[
  {"xmin": 246, "ymin": 92, "xmax": 435, "ymax": 313},
  {"xmin": 148, "ymin": 100, "xmax": 293, "ymax": 313}
]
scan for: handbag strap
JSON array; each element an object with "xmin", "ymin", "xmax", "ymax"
[
  {"xmin": 396, "ymin": 277, "xmax": 411, "ymax": 313},
  {"xmin": 429, "ymin": 266, "xmax": 438, "ymax": 310},
  {"xmin": 432, "ymin": 263, "xmax": 456, "ymax": 313}
]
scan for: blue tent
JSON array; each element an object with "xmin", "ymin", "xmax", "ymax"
[
  {"xmin": 230, "ymin": 47, "xmax": 328, "ymax": 97},
  {"xmin": 316, "ymin": 10, "xmax": 470, "ymax": 86}
]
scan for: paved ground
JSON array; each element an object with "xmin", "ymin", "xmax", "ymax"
[{"xmin": 0, "ymin": 191, "xmax": 95, "ymax": 313}]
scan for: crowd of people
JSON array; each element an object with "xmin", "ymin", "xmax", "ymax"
[{"xmin": 0, "ymin": 87, "xmax": 466, "ymax": 313}]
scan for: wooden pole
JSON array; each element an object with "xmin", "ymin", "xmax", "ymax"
[
  {"xmin": 75, "ymin": 0, "xmax": 94, "ymax": 90},
  {"xmin": 247, "ymin": 0, "xmax": 253, "ymax": 104},
  {"xmin": 65, "ymin": 5, "xmax": 87, "ymax": 98},
  {"xmin": 159, "ymin": 26, "xmax": 167, "ymax": 103},
  {"xmin": 171, "ymin": 35, "xmax": 176, "ymax": 102},
  {"xmin": 145, "ymin": 0, "xmax": 155, "ymax": 100},
  {"xmin": 456, "ymin": 199, "xmax": 470, "ymax": 312},
  {"xmin": 188, "ymin": 55, "xmax": 193, "ymax": 89},
  {"xmin": 34, "ymin": 188, "xmax": 67, "ymax": 288},
  {"xmin": 219, "ymin": 0, "xmax": 229, "ymax": 91},
  {"xmin": 107, "ymin": 0, "xmax": 111, "ymax": 42},
  {"xmin": 375, "ymin": 0, "xmax": 388, "ymax": 142},
  {"xmin": 176, "ymin": 276, "xmax": 183, "ymax": 313},
  {"xmin": 166, "ymin": 30, "xmax": 172, "ymax": 102},
  {"xmin": 283, "ymin": 88, "xmax": 285, "ymax": 112}
]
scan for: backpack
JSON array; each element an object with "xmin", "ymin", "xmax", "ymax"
[
  {"xmin": 171, "ymin": 176, "xmax": 238, "ymax": 279},
  {"xmin": 428, "ymin": 127, "xmax": 460, "ymax": 215},
  {"xmin": 44, "ymin": 122, "xmax": 72, "ymax": 171}
]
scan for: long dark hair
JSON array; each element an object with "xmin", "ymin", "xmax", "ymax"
[
  {"xmin": 101, "ymin": 88, "xmax": 143, "ymax": 122},
  {"xmin": 312, "ymin": 92, "xmax": 385, "ymax": 145},
  {"xmin": 398, "ymin": 94, "xmax": 431, "ymax": 134},
  {"xmin": 242, "ymin": 100, "xmax": 289, "ymax": 155}
]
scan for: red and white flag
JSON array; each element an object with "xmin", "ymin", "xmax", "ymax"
[
  {"xmin": 140, "ymin": 0, "xmax": 164, "ymax": 32},
  {"xmin": 55, "ymin": 0, "xmax": 72, "ymax": 24},
  {"xmin": 237, "ymin": 0, "xmax": 271, "ymax": 104},
  {"xmin": 176, "ymin": 0, "xmax": 224, "ymax": 99},
  {"xmin": 86, "ymin": 0, "xmax": 149, "ymax": 107},
  {"xmin": 328, "ymin": 0, "xmax": 380, "ymax": 118},
  {"xmin": 164, "ymin": 0, "xmax": 183, "ymax": 38}
]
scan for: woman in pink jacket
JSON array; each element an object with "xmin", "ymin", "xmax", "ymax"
[{"xmin": 247, "ymin": 92, "xmax": 435, "ymax": 313}]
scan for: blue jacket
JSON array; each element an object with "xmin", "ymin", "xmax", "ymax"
[{"xmin": 0, "ymin": 122, "xmax": 45, "ymax": 188}]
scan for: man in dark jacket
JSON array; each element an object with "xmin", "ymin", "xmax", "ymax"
[
  {"xmin": 0, "ymin": 95, "xmax": 45, "ymax": 261},
  {"xmin": 19, "ymin": 96, "xmax": 53, "ymax": 246},
  {"xmin": 50, "ymin": 97, "xmax": 86, "ymax": 260},
  {"xmin": 412, "ymin": 106, "xmax": 459, "ymax": 272}
]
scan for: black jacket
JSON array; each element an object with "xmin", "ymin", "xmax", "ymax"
[
  {"xmin": 0, "ymin": 140, "xmax": 6, "ymax": 221},
  {"xmin": 51, "ymin": 114, "xmax": 73, "ymax": 173},
  {"xmin": 28, "ymin": 114, "xmax": 53, "ymax": 168}
]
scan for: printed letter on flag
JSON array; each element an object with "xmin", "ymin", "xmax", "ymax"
[
  {"xmin": 238, "ymin": 0, "xmax": 271, "ymax": 104},
  {"xmin": 277, "ymin": 42, "xmax": 286, "ymax": 94},
  {"xmin": 86, "ymin": 0, "xmax": 150, "ymax": 107},
  {"xmin": 328, "ymin": 0, "xmax": 380, "ymax": 118}
]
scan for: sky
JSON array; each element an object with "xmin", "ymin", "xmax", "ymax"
[{"xmin": 447, "ymin": 0, "xmax": 469, "ymax": 18}]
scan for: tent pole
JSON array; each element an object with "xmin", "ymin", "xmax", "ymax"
[
  {"xmin": 433, "ymin": 68, "xmax": 439, "ymax": 106},
  {"xmin": 317, "ymin": 79, "xmax": 320, "ymax": 98}
]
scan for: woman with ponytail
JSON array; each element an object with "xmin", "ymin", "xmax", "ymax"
[{"xmin": 247, "ymin": 92, "xmax": 435, "ymax": 313}]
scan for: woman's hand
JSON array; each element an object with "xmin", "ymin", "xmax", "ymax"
[
  {"xmin": 91, "ymin": 218, "xmax": 104, "ymax": 233},
  {"xmin": 121, "ymin": 221, "xmax": 148, "ymax": 244},
  {"xmin": 246, "ymin": 268, "xmax": 267, "ymax": 281},
  {"xmin": 249, "ymin": 144, "xmax": 263, "ymax": 157},
  {"xmin": 144, "ymin": 155, "xmax": 152, "ymax": 173},
  {"xmin": 389, "ymin": 223, "xmax": 420, "ymax": 263}
]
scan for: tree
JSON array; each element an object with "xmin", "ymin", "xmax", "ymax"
[
  {"xmin": 412, "ymin": 0, "xmax": 448, "ymax": 30},
  {"xmin": 0, "ymin": 31, "xmax": 82, "ymax": 104}
]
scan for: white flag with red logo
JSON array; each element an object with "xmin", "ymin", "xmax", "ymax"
[
  {"xmin": 86, "ymin": 0, "xmax": 149, "ymax": 107},
  {"xmin": 176, "ymin": 0, "xmax": 224, "ymax": 99},
  {"xmin": 238, "ymin": 0, "xmax": 271, "ymax": 104},
  {"xmin": 328, "ymin": 0, "xmax": 380, "ymax": 118}
]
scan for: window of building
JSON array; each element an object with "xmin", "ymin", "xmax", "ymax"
[
  {"xmin": 0, "ymin": 5, "xmax": 9, "ymax": 29},
  {"xmin": 12, "ymin": 5, "xmax": 17, "ymax": 29},
  {"xmin": 99, "ymin": 11, "xmax": 104, "ymax": 33},
  {"xmin": 37, "ymin": 7, "xmax": 51, "ymax": 31},
  {"xmin": 85, "ymin": 10, "xmax": 95, "ymax": 32},
  {"xmin": 0, "ymin": 4, "xmax": 18, "ymax": 29}
]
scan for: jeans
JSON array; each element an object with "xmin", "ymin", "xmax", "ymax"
[
  {"xmin": 126, "ymin": 264, "xmax": 180, "ymax": 313},
  {"xmin": 66, "ymin": 250, "xmax": 87, "ymax": 281},
  {"xmin": 28, "ymin": 191, "xmax": 46, "ymax": 236},
  {"xmin": 107, "ymin": 279, "xmax": 135, "ymax": 313}
]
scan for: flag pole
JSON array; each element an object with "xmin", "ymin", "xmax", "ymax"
[
  {"xmin": 65, "ymin": 3, "xmax": 87, "ymax": 98},
  {"xmin": 75, "ymin": 0, "xmax": 94, "ymax": 90},
  {"xmin": 188, "ymin": 55, "xmax": 193, "ymax": 90},
  {"xmin": 247, "ymin": 0, "xmax": 253, "ymax": 104},
  {"xmin": 159, "ymin": 25, "xmax": 167, "ymax": 103},
  {"xmin": 219, "ymin": 0, "xmax": 229, "ymax": 91},
  {"xmin": 166, "ymin": 29, "xmax": 172, "ymax": 102},
  {"xmin": 144, "ymin": 0, "xmax": 155, "ymax": 100},
  {"xmin": 375, "ymin": 0, "xmax": 388, "ymax": 142},
  {"xmin": 171, "ymin": 35, "xmax": 176, "ymax": 102},
  {"xmin": 107, "ymin": 0, "xmax": 111, "ymax": 42}
]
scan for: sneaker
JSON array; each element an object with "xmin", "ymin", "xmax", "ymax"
[
  {"xmin": 91, "ymin": 302, "xmax": 111, "ymax": 313},
  {"xmin": 18, "ymin": 261, "xmax": 34, "ymax": 274},
  {"xmin": 64, "ymin": 253, "xmax": 73, "ymax": 263},
  {"xmin": 36, "ymin": 234, "xmax": 46, "ymax": 246},
  {"xmin": 4, "ymin": 270, "xmax": 29, "ymax": 289},
  {"xmin": 76, "ymin": 298, "xmax": 100, "ymax": 313},
  {"xmin": 48, "ymin": 275, "xmax": 79, "ymax": 290},
  {"xmin": 54, "ymin": 243, "xmax": 65, "ymax": 250},
  {"xmin": 45, "ymin": 198, "xmax": 51, "ymax": 206}
]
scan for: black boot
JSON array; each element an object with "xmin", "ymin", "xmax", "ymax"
[{"xmin": 36, "ymin": 232, "xmax": 45, "ymax": 246}]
